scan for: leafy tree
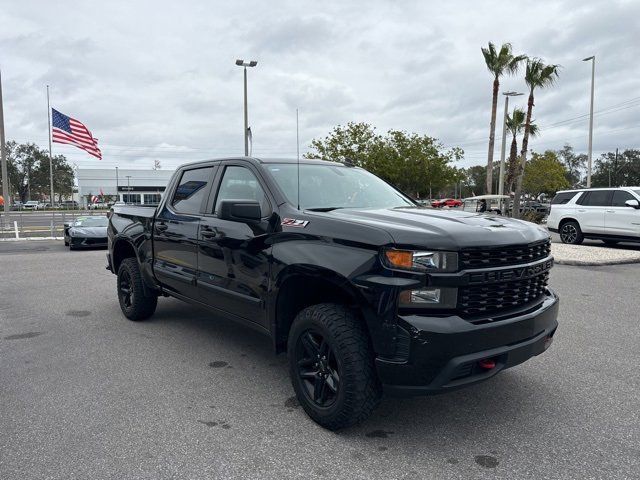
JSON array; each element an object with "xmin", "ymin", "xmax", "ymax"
[
  {"xmin": 33, "ymin": 154, "xmax": 75, "ymax": 202},
  {"xmin": 591, "ymin": 149, "xmax": 640, "ymax": 187},
  {"xmin": 306, "ymin": 122, "xmax": 462, "ymax": 199},
  {"xmin": 505, "ymin": 107, "xmax": 538, "ymax": 194},
  {"xmin": 481, "ymin": 42, "xmax": 526, "ymax": 194},
  {"xmin": 512, "ymin": 58, "xmax": 560, "ymax": 217},
  {"xmin": 0, "ymin": 140, "xmax": 74, "ymax": 203},
  {"xmin": 523, "ymin": 150, "xmax": 569, "ymax": 198},
  {"xmin": 306, "ymin": 122, "xmax": 384, "ymax": 167},
  {"xmin": 464, "ymin": 165, "xmax": 487, "ymax": 196},
  {"xmin": 463, "ymin": 164, "xmax": 500, "ymax": 196},
  {"xmin": 556, "ymin": 144, "xmax": 586, "ymax": 186}
]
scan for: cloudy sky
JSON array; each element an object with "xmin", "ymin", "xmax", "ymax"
[{"xmin": 1, "ymin": 0, "xmax": 639, "ymax": 171}]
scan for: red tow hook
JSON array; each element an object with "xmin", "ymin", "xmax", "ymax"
[{"xmin": 478, "ymin": 358, "xmax": 496, "ymax": 370}]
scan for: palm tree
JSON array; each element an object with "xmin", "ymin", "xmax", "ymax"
[
  {"xmin": 512, "ymin": 58, "xmax": 560, "ymax": 218},
  {"xmin": 481, "ymin": 42, "xmax": 526, "ymax": 194},
  {"xmin": 505, "ymin": 107, "xmax": 539, "ymax": 195}
]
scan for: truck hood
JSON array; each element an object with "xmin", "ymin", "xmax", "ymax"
[
  {"xmin": 325, "ymin": 207, "xmax": 549, "ymax": 250},
  {"xmin": 71, "ymin": 226, "xmax": 107, "ymax": 237}
]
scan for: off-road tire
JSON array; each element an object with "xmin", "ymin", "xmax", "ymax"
[
  {"xmin": 287, "ymin": 303, "xmax": 382, "ymax": 430},
  {"xmin": 559, "ymin": 220, "xmax": 584, "ymax": 245},
  {"xmin": 117, "ymin": 257, "xmax": 157, "ymax": 321}
]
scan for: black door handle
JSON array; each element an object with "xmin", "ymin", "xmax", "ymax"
[
  {"xmin": 201, "ymin": 230, "xmax": 217, "ymax": 239},
  {"xmin": 155, "ymin": 223, "xmax": 168, "ymax": 232}
]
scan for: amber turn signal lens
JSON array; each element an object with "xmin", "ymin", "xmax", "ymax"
[{"xmin": 385, "ymin": 250, "xmax": 413, "ymax": 269}]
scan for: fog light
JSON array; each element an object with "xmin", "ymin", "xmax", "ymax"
[
  {"xmin": 399, "ymin": 287, "xmax": 457, "ymax": 309},
  {"xmin": 410, "ymin": 288, "xmax": 441, "ymax": 303}
]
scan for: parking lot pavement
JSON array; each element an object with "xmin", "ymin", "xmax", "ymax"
[{"xmin": 1, "ymin": 241, "xmax": 639, "ymax": 480}]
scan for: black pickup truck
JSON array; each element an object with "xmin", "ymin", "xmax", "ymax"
[{"xmin": 107, "ymin": 157, "xmax": 559, "ymax": 430}]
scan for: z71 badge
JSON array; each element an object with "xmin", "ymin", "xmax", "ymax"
[{"xmin": 281, "ymin": 218, "xmax": 309, "ymax": 228}]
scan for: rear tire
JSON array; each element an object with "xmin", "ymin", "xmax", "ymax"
[
  {"xmin": 287, "ymin": 303, "xmax": 381, "ymax": 430},
  {"xmin": 559, "ymin": 221, "xmax": 584, "ymax": 245},
  {"xmin": 117, "ymin": 257, "xmax": 157, "ymax": 321}
]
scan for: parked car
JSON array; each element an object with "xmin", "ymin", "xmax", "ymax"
[
  {"xmin": 89, "ymin": 202, "xmax": 108, "ymax": 210},
  {"xmin": 547, "ymin": 187, "xmax": 640, "ymax": 245},
  {"xmin": 519, "ymin": 201, "xmax": 550, "ymax": 214},
  {"xmin": 431, "ymin": 198, "xmax": 462, "ymax": 208},
  {"xmin": 11, "ymin": 201, "xmax": 24, "ymax": 211},
  {"xmin": 61, "ymin": 200, "xmax": 79, "ymax": 210},
  {"xmin": 108, "ymin": 157, "xmax": 558, "ymax": 430},
  {"xmin": 23, "ymin": 201, "xmax": 41, "ymax": 210},
  {"xmin": 64, "ymin": 216, "xmax": 109, "ymax": 250}
]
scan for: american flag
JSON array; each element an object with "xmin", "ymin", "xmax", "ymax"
[{"xmin": 51, "ymin": 109, "xmax": 102, "ymax": 159}]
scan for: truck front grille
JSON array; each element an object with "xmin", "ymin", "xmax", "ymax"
[
  {"xmin": 458, "ymin": 271, "xmax": 549, "ymax": 317},
  {"xmin": 459, "ymin": 239, "xmax": 551, "ymax": 270}
]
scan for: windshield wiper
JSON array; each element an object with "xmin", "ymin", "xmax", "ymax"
[{"xmin": 305, "ymin": 207, "xmax": 345, "ymax": 212}]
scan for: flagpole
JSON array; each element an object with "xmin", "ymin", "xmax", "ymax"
[
  {"xmin": 1, "ymin": 70, "xmax": 10, "ymax": 217},
  {"xmin": 47, "ymin": 85, "xmax": 54, "ymax": 206}
]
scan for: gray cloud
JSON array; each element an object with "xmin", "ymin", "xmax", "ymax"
[{"xmin": 0, "ymin": 0, "xmax": 638, "ymax": 170}]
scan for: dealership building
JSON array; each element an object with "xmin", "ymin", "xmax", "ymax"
[{"xmin": 76, "ymin": 168, "xmax": 174, "ymax": 206}]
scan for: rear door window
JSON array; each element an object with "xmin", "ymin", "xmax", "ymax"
[
  {"xmin": 551, "ymin": 192, "xmax": 578, "ymax": 205},
  {"xmin": 172, "ymin": 166, "xmax": 215, "ymax": 214},
  {"xmin": 579, "ymin": 190, "xmax": 613, "ymax": 206}
]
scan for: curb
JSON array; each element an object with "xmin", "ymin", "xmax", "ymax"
[
  {"xmin": 0, "ymin": 237, "xmax": 63, "ymax": 242},
  {"xmin": 555, "ymin": 257, "xmax": 640, "ymax": 266}
]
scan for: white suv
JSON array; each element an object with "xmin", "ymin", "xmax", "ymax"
[{"xmin": 547, "ymin": 187, "xmax": 640, "ymax": 245}]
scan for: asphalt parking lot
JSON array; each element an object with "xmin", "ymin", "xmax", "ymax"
[{"xmin": 1, "ymin": 241, "xmax": 639, "ymax": 479}]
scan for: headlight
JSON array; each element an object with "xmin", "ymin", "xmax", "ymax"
[{"xmin": 383, "ymin": 249, "xmax": 458, "ymax": 273}]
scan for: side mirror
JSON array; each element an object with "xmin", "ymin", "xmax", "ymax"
[
  {"xmin": 219, "ymin": 200, "xmax": 262, "ymax": 223},
  {"xmin": 625, "ymin": 199, "xmax": 640, "ymax": 209}
]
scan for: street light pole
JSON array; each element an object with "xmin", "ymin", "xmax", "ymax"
[
  {"xmin": 498, "ymin": 91, "xmax": 523, "ymax": 211},
  {"xmin": 583, "ymin": 55, "xmax": 595, "ymax": 187},
  {"xmin": 235, "ymin": 59, "xmax": 258, "ymax": 156}
]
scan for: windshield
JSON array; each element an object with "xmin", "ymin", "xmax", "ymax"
[
  {"xmin": 266, "ymin": 163, "xmax": 414, "ymax": 210},
  {"xmin": 74, "ymin": 216, "xmax": 108, "ymax": 227}
]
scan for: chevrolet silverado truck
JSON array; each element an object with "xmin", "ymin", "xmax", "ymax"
[{"xmin": 107, "ymin": 157, "xmax": 559, "ymax": 430}]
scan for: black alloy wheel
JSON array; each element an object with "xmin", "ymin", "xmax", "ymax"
[
  {"xmin": 559, "ymin": 221, "xmax": 584, "ymax": 245},
  {"xmin": 116, "ymin": 257, "xmax": 157, "ymax": 321},
  {"xmin": 295, "ymin": 330, "xmax": 340, "ymax": 407},
  {"xmin": 287, "ymin": 303, "xmax": 381, "ymax": 430},
  {"xmin": 119, "ymin": 269, "xmax": 134, "ymax": 309}
]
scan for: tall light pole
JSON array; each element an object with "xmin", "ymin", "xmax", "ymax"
[
  {"xmin": 235, "ymin": 59, "xmax": 258, "ymax": 156},
  {"xmin": 498, "ymin": 91, "xmax": 523, "ymax": 210},
  {"xmin": 583, "ymin": 55, "xmax": 595, "ymax": 187}
]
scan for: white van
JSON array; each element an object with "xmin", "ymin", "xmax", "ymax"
[{"xmin": 547, "ymin": 187, "xmax": 640, "ymax": 245}]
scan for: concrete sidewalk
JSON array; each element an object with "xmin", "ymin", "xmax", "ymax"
[{"xmin": 551, "ymin": 242, "xmax": 640, "ymax": 266}]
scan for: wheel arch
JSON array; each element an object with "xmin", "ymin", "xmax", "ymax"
[
  {"xmin": 270, "ymin": 265, "xmax": 371, "ymax": 354},
  {"xmin": 112, "ymin": 237, "xmax": 139, "ymax": 273},
  {"xmin": 558, "ymin": 217, "xmax": 579, "ymax": 230}
]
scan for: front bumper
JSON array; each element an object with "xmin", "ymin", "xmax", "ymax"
[
  {"xmin": 69, "ymin": 236, "xmax": 108, "ymax": 248},
  {"xmin": 377, "ymin": 290, "xmax": 559, "ymax": 396}
]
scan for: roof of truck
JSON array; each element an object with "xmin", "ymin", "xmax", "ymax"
[{"xmin": 177, "ymin": 157, "xmax": 352, "ymax": 169}]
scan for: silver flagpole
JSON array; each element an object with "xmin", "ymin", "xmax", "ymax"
[
  {"xmin": 1, "ymin": 70, "xmax": 10, "ymax": 217},
  {"xmin": 47, "ymin": 85, "xmax": 54, "ymax": 206}
]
